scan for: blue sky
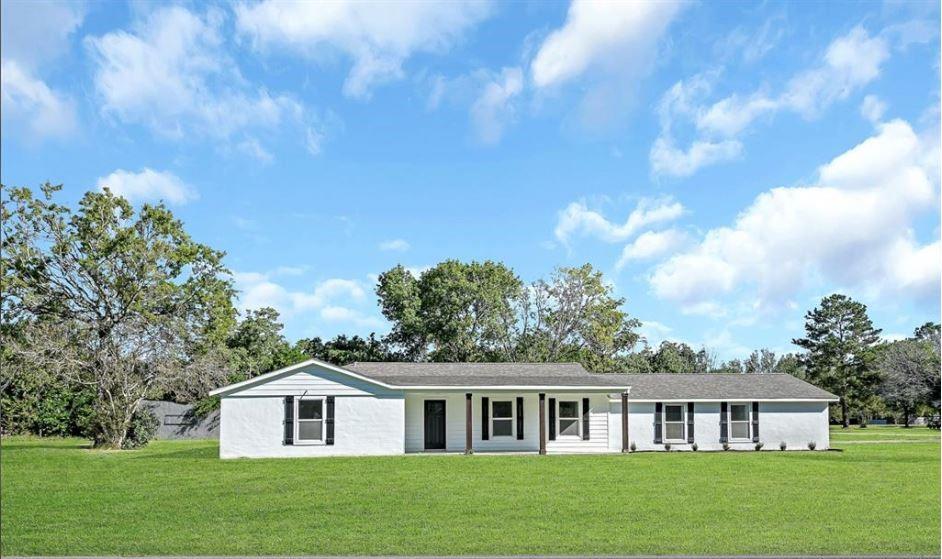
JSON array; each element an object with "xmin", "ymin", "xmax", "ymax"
[{"xmin": 2, "ymin": 0, "xmax": 939, "ymax": 359}]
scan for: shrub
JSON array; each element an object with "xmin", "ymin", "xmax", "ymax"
[
  {"xmin": 691, "ymin": 442, "xmax": 698, "ymax": 451},
  {"xmin": 779, "ymin": 441, "xmax": 787, "ymax": 451},
  {"xmin": 663, "ymin": 442, "xmax": 671, "ymax": 451},
  {"xmin": 754, "ymin": 442, "xmax": 764, "ymax": 451},
  {"xmin": 807, "ymin": 441, "xmax": 817, "ymax": 451},
  {"xmin": 722, "ymin": 442, "xmax": 730, "ymax": 451},
  {"xmin": 122, "ymin": 408, "xmax": 159, "ymax": 449},
  {"xmin": 629, "ymin": 441, "xmax": 636, "ymax": 452}
]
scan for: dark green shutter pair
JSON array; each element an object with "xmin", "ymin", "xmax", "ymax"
[{"xmin": 283, "ymin": 395, "xmax": 334, "ymax": 445}]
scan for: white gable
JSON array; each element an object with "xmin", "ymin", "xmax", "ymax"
[{"xmin": 217, "ymin": 361, "xmax": 401, "ymax": 398}]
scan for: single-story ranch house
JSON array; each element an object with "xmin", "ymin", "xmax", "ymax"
[{"xmin": 210, "ymin": 360, "xmax": 838, "ymax": 459}]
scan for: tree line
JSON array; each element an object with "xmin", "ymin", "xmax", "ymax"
[{"xmin": 2, "ymin": 185, "xmax": 938, "ymax": 448}]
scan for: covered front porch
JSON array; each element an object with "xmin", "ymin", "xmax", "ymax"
[{"xmin": 403, "ymin": 390, "xmax": 631, "ymax": 454}]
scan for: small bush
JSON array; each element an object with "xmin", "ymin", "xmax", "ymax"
[
  {"xmin": 122, "ymin": 408, "xmax": 159, "ymax": 449},
  {"xmin": 754, "ymin": 442, "xmax": 764, "ymax": 451},
  {"xmin": 691, "ymin": 442, "xmax": 698, "ymax": 451},
  {"xmin": 722, "ymin": 442, "xmax": 730, "ymax": 451},
  {"xmin": 807, "ymin": 441, "xmax": 817, "ymax": 451},
  {"xmin": 663, "ymin": 442, "xmax": 671, "ymax": 451},
  {"xmin": 629, "ymin": 441, "xmax": 636, "ymax": 452},
  {"xmin": 779, "ymin": 441, "xmax": 787, "ymax": 451}
]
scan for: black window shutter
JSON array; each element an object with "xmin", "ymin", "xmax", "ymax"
[
  {"xmin": 720, "ymin": 402, "xmax": 729, "ymax": 443},
  {"xmin": 548, "ymin": 397, "xmax": 556, "ymax": 441},
  {"xmin": 283, "ymin": 396, "xmax": 294, "ymax": 446},
  {"xmin": 326, "ymin": 396, "xmax": 335, "ymax": 445},
  {"xmin": 481, "ymin": 397, "xmax": 489, "ymax": 440},
  {"xmin": 516, "ymin": 397, "xmax": 524, "ymax": 440},
  {"xmin": 654, "ymin": 402, "xmax": 663, "ymax": 444},
  {"xmin": 751, "ymin": 401, "xmax": 759, "ymax": 443},
  {"xmin": 686, "ymin": 402, "xmax": 695, "ymax": 444},
  {"xmin": 581, "ymin": 397, "xmax": 590, "ymax": 440}
]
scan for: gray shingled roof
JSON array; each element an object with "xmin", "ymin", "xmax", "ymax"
[
  {"xmin": 343, "ymin": 363, "xmax": 836, "ymax": 399},
  {"xmin": 344, "ymin": 362, "xmax": 627, "ymax": 387},
  {"xmin": 621, "ymin": 373, "xmax": 837, "ymax": 400}
]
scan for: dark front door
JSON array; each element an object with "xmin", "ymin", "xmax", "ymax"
[{"xmin": 424, "ymin": 400, "xmax": 446, "ymax": 450}]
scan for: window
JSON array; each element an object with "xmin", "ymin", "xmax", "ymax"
[
  {"xmin": 558, "ymin": 400, "xmax": 580, "ymax": 437},
  {"xmin": 296, "ymin": 398, "xmax": 324, "ymax": 443},
  {"xmin": 664, "ymin": 404, "xmax": 685, "ymax": 441},
  {"xmin": 730, "ymin": 404, "xmax": 750, "ymax": 440},
  {"xmin": 492, "ymin": 400, "xmax": 513, "ymax": 437}
]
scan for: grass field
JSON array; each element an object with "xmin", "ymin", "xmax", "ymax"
[{"xmin": 2, "ymin": 427, "xmax": 939, "ymax": 556}]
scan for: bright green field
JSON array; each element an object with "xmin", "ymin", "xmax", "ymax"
[{"xmin": 2, "ymin": 430, "xmax": 939, "ymax": 556}]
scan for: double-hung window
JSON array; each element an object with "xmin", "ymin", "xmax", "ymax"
[
  {"xmin": 729, "ymin": 403, "xmax": 750, "ymax": 440},
  {"xmin": 491, "ymin": 400, "xmax": 513, "ymax": 437},
  {"xmin": 296, "ymin": 397, "xmax": 325, "ymax": 444},
  {"xmin": 558, "ymin": 400, "xmax": 580, "ymax": 437},
  {"xmin": 664, "ymin": 404, "xmax": 685, "ymax": 441}
]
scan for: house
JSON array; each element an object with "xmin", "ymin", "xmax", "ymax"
[{"xmin": 210, "ymin": 360, "xmax": 838, "ymax": 458}]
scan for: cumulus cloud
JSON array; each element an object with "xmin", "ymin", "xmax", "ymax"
[
  {"xmin": 379, "ymin": 239, "xmax": 411, "ymax": 252},
  {"xmin": 96, "ymin": 168, "xmax": 197, "ymax": 205},
  {"xmin": 616, "ymin": 229, "xmax": 688, "ymax": 269},
  {"xmin": 235, "ymin": 272, "xmax": 384, "ymax": 331},
  {"xmin": 554, "ymin": 198, "xmax": 685, "ymax": 245},
  {"xmin": 531, "ymin": 0, "xmax": 685, "ymax": 89},
  {"xmin": 860, "ymin": 94, "xmax": 887, "ymax": 124},
  {"xmin": 86, "ymin": 6, "xmax": 314, "ymax": 152},
  {"xmin": 0, "ymin": 1, "xmax": 84, "ymax": 141},
  {"xmin": 649, "ymin": 119, "xmax": 940, "ymax": 312},
  {"xmin": 235, "ymin": 0, "xmax": 492, "ymax": 99},
  {"xmin": 652, "ymin": 26, "xmax": 891, "ymax": 177}
]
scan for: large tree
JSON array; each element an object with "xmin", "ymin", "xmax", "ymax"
[
  {"xmin": 377, "ymin": 260, "xmax": 522, "ymax": 362},
  {"xmin": 1, "ymin": 184, "xmax": 235, "ymax": 448},
  {"xmin": 296, "ymin": 333, "xmax": 400, "ymax": 365},
  {"xmin": 226, "ymin": 307, "xmax": 305, "ymax": 382},
  {"xmin": 792, "ymin": 294, "xmax": 882, "ymax": 428},
  {"xmin": 877, "ymin": 324, "xmax": 941, "ymax": 426}
]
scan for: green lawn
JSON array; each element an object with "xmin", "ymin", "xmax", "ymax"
[
  {"xmin": 2, "ymin": 435, "xmax": 939, "ymax": 556},
  {"xmin": 829, "ymin": 424, "xmax": 942, "ymax": 442}
]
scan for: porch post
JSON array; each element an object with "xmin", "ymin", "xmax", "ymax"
[
  {"xmin": 538, "ymin": 392, "xmax": 546, "ymax": 455},
  {"xmin": 621, "ymin": 391, "xmax": 630, "ymax": 452},
  {"xmin": 465, "ymin": 392, "xmax": 473, "ymax": 454}
]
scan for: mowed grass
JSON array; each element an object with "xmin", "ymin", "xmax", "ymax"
[
  {"xmin": 829, "ymin": 424, "xmax": 941, "ymax": 442},
  {"xmin": 2, "ymin": 435, "xmax": 939, "ymax": 556}
]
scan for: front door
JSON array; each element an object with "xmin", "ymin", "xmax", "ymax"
[{"xmin": 424, "ymin": 400, "xmax": 446, "ymax": 450}]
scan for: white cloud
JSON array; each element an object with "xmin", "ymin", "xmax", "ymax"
[
  {"xmin": 554, "ymin": 198, "xmax": 685, "ymax": 245},
  {"xmin": 237, "ymin": 138, "xmax": 274, "ymax": 163},
  {"xmin": 235, "ymin": 272, "xmax": 383, "ymax": 332},
  {"xmin": 649, "ymin": 119, "xmax": 940, "ymax": 310},
  {"xmin": 860, "ymin": 94, "xmax": 887, "ymax": 124},
  {"xmin": 652, "ymin": 26, "xmax": 891, "ymax": 177},
  {"xmin": 86, "ymin": 6, "xmax": 313, "ymax": 148},
  {"xmin": 379, "ymin": 239, "xmax": 411, "ymax": 252},
  {"xmin": 0, "ymin": 1, "xmax": 84, "ymax": 142},
  {"xmin": 530, "ymin": 0, "xmax": 685, "ymax": 89},
  {"xmin": 616, "ymin": 229, "xmax": 688, "ymax": 269},
  {"xmin": 0, "ymin": 60, "xmax": 77, "ymax": 140},
  {"xmin": 96, "ymin": 168, "xmax": 197, "ymax": 205},
  {"xmin": 470, "ymin": 67, "xmax": 524, "ymax": 144},
  {"xmin": 234, "ymin": 0, "xmax": 493, "ymax": 99},
  {"xmin": 638, "ymin": 320, "xmax": 674, "ymax": 347}
]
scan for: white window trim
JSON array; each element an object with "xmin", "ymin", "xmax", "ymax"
[
  {"xmin": 556, "ymin": 399, "xmax": 582, "ymax": 440},
  {"xmin": 729, "ymin": 403, "xmax": 751, "ymax": 441},
  {"xmin": 490, "ymin": 399, "xmax": 515, "ymax": 438},
  {"xmin": 295, "ymin": 396, "xmax": 326, "ymax": 445},
  {"xmin": 663, "ymin": 403, "xmax": 686, "ymax": 443}
]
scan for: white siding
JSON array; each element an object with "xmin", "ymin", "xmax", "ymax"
[
  {"xmin": 610, "ymin": 400, "xmax": 830, "ymax": 451},
  {"xmin": 404, "ymin": 392, "xmax": 611, "ymax": 454},
  {"xmin": 219, "ymin": 362, "xmax": 405, "ymax": 458}
]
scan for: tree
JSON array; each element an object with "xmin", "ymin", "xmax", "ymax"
[
  {"xmin": 296, "ymin": 333, "xmax": 399, "ymax": 365},
  {"xmin": 226, "ymin": 307, "xmax": 305, "ymax": 381},
  {"xmin": 1, "ymin": 184, "xmax": 235, "ymax": 448},
  {"xmin": 650, "ymin": 341, "xmax": 698, "ymax": 374},
  {"xmin": 512, "ymin": 264, "xmax": 641, "ymax": 372},
  {"xmin": 744, "ymin": 349, "xmax": 778, "ymax": 374},
  {"xmin": 773, "ymin": 353, "xmax": 807, "ymax": 379},
  {"xmin": 792, "ymin": 294, "xmax": 882, "ymax": 428},
  {"xmin": 877, "ymin": 336, "xmax": 940, "ymax": 427},
  {"xmin": 377, "ymin": 261, "xmax": 522, "ymax": 361}
]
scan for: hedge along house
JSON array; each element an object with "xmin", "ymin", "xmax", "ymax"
[{"xmin": 210, "ymin": 360, "xmax": 838, "ymax": 459}]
